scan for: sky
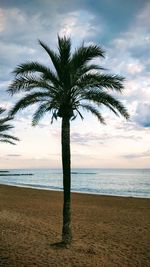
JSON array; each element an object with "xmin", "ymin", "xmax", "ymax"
[{"xmin": 0, "ymin": 0, "xmax": 150, "ymax": 169}]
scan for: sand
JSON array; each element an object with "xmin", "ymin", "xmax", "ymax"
[{"xmin": 0, "ymin": 184, "xmax": 150, "ymax": 267}]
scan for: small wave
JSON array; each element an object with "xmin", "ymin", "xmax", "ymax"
[{"xmin": 13, "ymin": 182, "xmax": 62, "ymax": 190}]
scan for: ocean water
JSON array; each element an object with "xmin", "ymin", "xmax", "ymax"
[{"xmin": 0, "ymin": 168, "xmax": 150, "ymax": 198}]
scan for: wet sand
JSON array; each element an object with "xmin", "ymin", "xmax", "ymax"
[{"xmin": 0, "ymin": 184, "xmax": 150, "ymax": 267}]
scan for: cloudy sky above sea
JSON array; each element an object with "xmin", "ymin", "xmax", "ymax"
[{"xmin": 0, "ymin": 0, "xmax": 150, "ymax": 169}]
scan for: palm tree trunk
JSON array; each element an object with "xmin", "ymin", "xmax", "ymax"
[{"xmin": 61, "ymin": 116, "xmax": 72, "ymax": 244}]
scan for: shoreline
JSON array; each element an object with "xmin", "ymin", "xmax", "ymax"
[
  {"xmin": 0, "ymin": 182, "xmax": 150, "ymax": 200},
  {"xmin": 0, "ymin": 184, "xmax": 150, "ymax": 266}
]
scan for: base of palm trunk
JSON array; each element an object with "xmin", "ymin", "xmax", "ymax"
[
  {"xmin": 62, "ymin": 232, "xmax": 72, "ymax": 245},
  {"xmin": 50, "ymin": 241, "xmax": 71, "ymax": 249},
  {"xmin": 62, "ymin": 225, "xmax": 72, "ymax": 245}
]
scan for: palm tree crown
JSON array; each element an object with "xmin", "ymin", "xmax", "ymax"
[
  {"xmin": 0, "ymin": 107, "xmax": 19, "ymax": 145},
  {"xmin": 8, "ymin": 36, "xmax": 129, "ymax": 123}
]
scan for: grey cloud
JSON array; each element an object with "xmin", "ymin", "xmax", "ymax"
[
  {"xmin": 37, "ymin": 123, "xmax": 49, "ymax": 129},
  {"xmin": 72, "ymin": 153, "xmax": 98, "ymax": 160},
  {"xmin": 122, "ymin": 150, "xmax": 150, "ymax": 159},
  {"xmin": 2, "ymin": 0, "xmax": 145, "ymax": 45},
  {"xmin": 53, "ymin": 131, "xmax": 103, "ymax": 145},
  {"xmin": 116, "ymin": 121, "xmax": 138, "ymax": 131},
  {"xmin": 116, "ymin": 135, "xmax": 141, "ymax": 141},
  {"xmin": 6, "ymin": 154, "xmax": 21, "ymax": 157},
  {"xmin": 71, "ymin": 132, "xmax": 141, "ymax": 145},
  {"xmin": 103, "ymin": 2, "xmax": 150, "ymax": 78},
  {"xmin": 134, "ymin": 103, "xmax": 150, "ymax": 127},
  {"xmin": 130, "ymin": 44, "xmax": 150, "ymax": 64},
  {"xmin": 71, "ymin": 132, "xmax": 102, "ymax": 145}
]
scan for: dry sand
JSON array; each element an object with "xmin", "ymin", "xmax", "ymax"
[{"xmin": 0, "ymin": 184, "xmax": 150, "ymax": 267}]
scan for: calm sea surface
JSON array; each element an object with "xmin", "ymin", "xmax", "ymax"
[{"xmin": 0, "ymin": 168, "xmax": 150, "ymax": 198}]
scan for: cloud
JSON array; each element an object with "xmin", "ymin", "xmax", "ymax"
[
  {"xmin": 123, "ymin": 150, "xmax": 150, "ymax": 159},
  {"xmin": 97, "ymin": 1, "xmax": 150, "ymax": 132},
  {"xmin": 71, "ymin": 131, "xmax": 140, "ymax": 145},
  {"xmin": 6, "ymin": 154, "xmax": 21, "ymax": 157},
  {"xmin": 59, "ymin": 10, "xmax": 100, "ymax": 40},
  {"xmin": 71, "ymin": 132, "xmax": 100, "ymax": 145},
  {"xmin": 126, "ymin": 62, "xmax": 144, "ymax": 75},
  {"xmin": 0, "ymin": 8, "xmax": 5, "ymax": 32},
  {"xmin": 134, "ymin": 103, "xmax": 150, "ymax": 127}
]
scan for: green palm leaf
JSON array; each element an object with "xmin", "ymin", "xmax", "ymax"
[
  {"xmin": 58, "ymin": 35, "xmax": 71, "ymax": 64},
  {"xmin": 83, "ymin": 90, "xmax": 129, "ymax": 119},
  {"xmin": 0, "ymin": 133, "xmax": 19, "ymax": 141},
  {"xmin": 0, "ymin": 108, "xmax": 5, "ymax": 114},
  {"xmin": 0, "ymin": 124, "xmax": 14, "ymax": 132},
  {"xmin": 0, "ymin": 139, "xmax": 16, "ymax": 145},
  {"xmin": 12, "ymin": 62, "xmax": 60, "ymax": 87},
  {"xmin": 75, "ymin": 73, "xmax": 124, "ymax": 92},
  {"xmin": 8, "ymin": 75, "xmax": 56, "ymax": 95},
  {"xmin": 80, "ymin": 103, "xmax": 105, "ymax": 124},
  {"xmin": 0, "ymin": 108, "xmax": 19, "ymax": 145},
  {"xmin": 32, "ymin": 102, "xmax": 53, "ymax": 126},
  {"xmin": 39, "ymin": 40, "xmax": 61, "ymax": 78},
  {"xmin": 71, "ymin": 44, "xmax": 105, "ymax": 73},
  {"xmin": 9, "ymin": 91, "xmax": 52, "ymax": 116}
]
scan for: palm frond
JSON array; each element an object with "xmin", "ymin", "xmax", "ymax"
[
  {"xmin": 57, "ymin": 36, "xmax": 72, "ymax": 87},
  {"xmin": 70, "ymin": 64, "xmax": 105, "ymax": 88},
  {"xmin": 0, "ymin": 133, "xmax": 19, "ymax": 141},
  {"xmin": 0, "ymin": 117, "xmax": 13, "ymax": 125},
  {"xmin": 80, "ymin": 103, "xmax": 105, "ymax": 124},
  {"xmin": 75, "ymin": 109, "xmax": 84, "ymax": 120},
  {"xmin": 39, "ymin": 40, "xmax": 61, "ymax": 78},
  {"xmin": 75, "ymin": 73, "xmax": 124, "ymax": 92},
  {"xmin": 83, "ymin": 91, "xmax": 129, "ymax": 119},
  {"xmin": 0, "ymin": 139, "xmax": 16, "ymax": 145},
  {"xmin": 71, "ymin": 44, "xmax": 105, "ymax": 75},
  {"xmin": 51, "ymin": 110, "xmax": 58, "ymax": 124},
  {"xmin": 12, "ymin": 62, "xmax": 60, "ymax": 88},
  {"xmin": 0, "ymin": 110, "xmax": 19, "ymax": 146},
  {"xmin": 0, "ymin": 108, "xmax": 5, "ymax": 114},
  {"xmin": 0, "ymin": 124, "xmax": 14, "ymax": 132},
  {"xmin": 9, "ymin": 91, "xmax": 51, "ymax": 116},
  {"xmin": 81, "ymin": 64, "xmax": 105, "ymax": 74},
  {"xmin": 8, "ymin": 75, "xmax": 54, "ymax": 95},
  {"xmin": 58, "ymin": 35, "xmax": 71, "ymax": 64},
  {"xmin": 32, "ymin": 103, "xmax": 53, "ymax": 126}
]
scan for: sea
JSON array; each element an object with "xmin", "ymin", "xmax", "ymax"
[{"xmin": 0, "ymin": 168, "xmax": 150, "ymax": 199}]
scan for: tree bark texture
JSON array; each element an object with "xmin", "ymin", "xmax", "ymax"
[{"xmin": 61, "ymin": 117, "xmax": 72, "ymax": 244}]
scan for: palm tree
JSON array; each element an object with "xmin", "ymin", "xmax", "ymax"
[
  {"xmin": 0, "ymin": 107, "xmax": 19, "ymax": 145},
  {"xmin": 8, "ymin": 36, "xmax": 129, "ymax": 245}
]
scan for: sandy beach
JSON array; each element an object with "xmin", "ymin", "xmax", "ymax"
[{"xmin": 0, "ymin": 184, "xmax": 150, "ymax": 267}]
